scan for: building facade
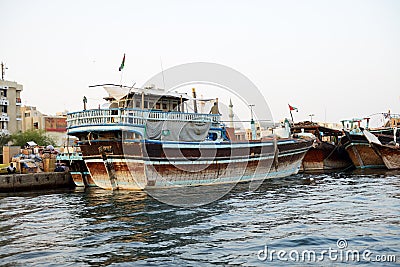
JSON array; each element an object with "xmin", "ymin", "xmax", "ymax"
[
  {"xmin": 21, "ymin": 106, "xmax": 67, "ymax": 146},
  {"xmin": 0, "ymin": 80, "xmax": 23, "ymax": 135}
]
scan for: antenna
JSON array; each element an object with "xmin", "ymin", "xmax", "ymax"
[
  {"xmin": 123, "ymin": 81, "xmax": 136, "ymax": 109},
  {"xmin": 1, "ymin": 62, "xmax": 8, "ymax": 80},
  {"xmin": 160, "ymin": 57, "xmax": 166, "ymax": 90}
]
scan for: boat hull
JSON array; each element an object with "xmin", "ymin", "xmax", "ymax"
[
  {"xmin": 300, "ymin": 142, "xmax": 353, "ymax": 172},
  {"xmin": 370, "ymin": 143, "xmax": 400, "ymax": 169},
  {"xmin": 70, "ymin": 171, "xmax": 96, "ymax": 187},
  {"xmin": 345, "ymin": 143, "xmax": 385, "ymax": 169},
  {"xmin": 57, "ymin": 155, "xmax": 96, "ymax": 187},
  {"xmin": 80, "ymin": 138, "xmax": 313, "ymax": 190},
  {"xmin": 341, "ymin": 133, "xmax": 386, "ymax": 169}
]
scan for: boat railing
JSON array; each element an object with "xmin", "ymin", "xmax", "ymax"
[{"xmin": 66, "ymin": 108, "xmax": 221, "ymax": 129}]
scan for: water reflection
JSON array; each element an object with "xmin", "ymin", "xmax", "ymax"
[{"xmin": 0, "ymin": 170, "xmax": 399, "ymax": 266}]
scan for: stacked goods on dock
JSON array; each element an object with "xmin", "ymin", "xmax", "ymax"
[
  {"xmin": 9, "ymin": 145, "xmax": 61, "ymax": 173},
  {"xmin": 41, "ymin": 147, "xmax": 57, "ymax": 172}
]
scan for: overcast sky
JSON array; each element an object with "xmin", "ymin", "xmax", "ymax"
[{"xmin": 1, "ymin": 0, "xmax": 399, "ymax": 124}]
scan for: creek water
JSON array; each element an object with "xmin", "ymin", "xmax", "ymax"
[{"xmin": 0, "ymin": 169, "xmax": 399, "ymax": 266}]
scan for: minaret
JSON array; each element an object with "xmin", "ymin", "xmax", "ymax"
[{"xmin": 228, "ymin": 98, "xmax": 234, "ymax": 128}]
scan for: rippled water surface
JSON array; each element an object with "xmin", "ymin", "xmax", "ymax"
[{"xmin": 1, "ymin": 170, "xmax": 400, "ymax": 266}]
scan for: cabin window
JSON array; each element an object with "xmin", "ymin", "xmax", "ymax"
[
  {"xmin": 208, "ymin": 132, "xmax": 217, "ymax": 141},
  {"xmin": 123, "ymin": 132, "xmax": 142, "ymax": 140},
  {"xmin": 144, "ymin": 101, "xmax": 148, "ymax": 109},
  {"xmin": 172, "ymin": 102, "xmax": 178, "ymax": 111},
  {"xmin": 148, "ymin": 102, "xmax": 153, "ymax": 109},
  {"xmin": 136, "ymin": 101, "xmax": 141, "ymax": 108},
  {"xmin": 162, "ymin": 103, "xmax": 167, "ymax": 110},
  {"xmin": 156, "ymin": 103, "xmax": 161, "ymax": 109},
  {"xmin": 126, "ymin": 100, "xmax": 133, "ymax": 108}
]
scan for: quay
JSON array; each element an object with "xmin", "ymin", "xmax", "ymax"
[{"xmin": 0, "ymin": 172, "xmax": 73, "ymax": 192}]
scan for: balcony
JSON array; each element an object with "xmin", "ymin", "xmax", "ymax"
[
  {"xmin": 67, "ymin": 108, "xmax": 221, "ymax": 129},
  {"xmin": 0, "ymin": 129, "xmax": 10, "ymax": 135},
  {"xmin": 0, "ymin": 97, "xmax": 9, "ymax": 106},
  {"xmin": 16, "ymin": 98, "xmax": 22, "ymax": 106},
  {"xmin": 0, "ymin": 115, "xmax": 9, "ymax": 122}
]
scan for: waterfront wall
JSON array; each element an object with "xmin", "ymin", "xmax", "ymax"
[{"xmin": 0, "ymin": 172, "xmax": 73, "ymax": 192}]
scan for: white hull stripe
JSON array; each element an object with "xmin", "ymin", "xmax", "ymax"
[{"xmin": 85, "ymin": 148, "xmax": 307, "ymax": 165}]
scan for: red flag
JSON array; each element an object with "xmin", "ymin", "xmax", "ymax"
[{"xmin": 288, "ymin": 104, "xmax": 298, "ymax": 112}]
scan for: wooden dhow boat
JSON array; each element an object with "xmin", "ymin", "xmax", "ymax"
[
  {"xmin": 292, "ymin": 121, "xmax": 353, "ymax": 172},
  {"xmin": 66, "ymin": 85, "xmax": 314, "ymax": 190},
  {"xmin": 340, "ymin": 117, "xmax": 400, "ymax": 169},
  {"xmin": 57, "ymin": 150, "xmax": 95, "ymax": 187},
  {"xmin": 363, "ymin": 129, "xmax": 400, "ymax": 170}
]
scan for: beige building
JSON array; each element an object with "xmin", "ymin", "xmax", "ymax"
[
  {"xmin": 245, "ymin": 122, "xmax": 263, "ymax": 140},
  {"xmin": 21, "ymin": 106, "xmax": 44, "ymax": 131},
  {"xmin": 21, "ymin": 106, "xmax": 67, "ymax": 146},
  {"xmin": 0, "ymin": 80, "xmax": 23, "ymax": 135},
  {"xmin": 234, "ymin": 129, "xmax": 247, "ymax": 141}
]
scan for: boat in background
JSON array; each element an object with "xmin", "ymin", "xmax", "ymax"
[
  {"xmin": 340, "ymin": 115, "xmax": 400, "ymax": 169},
  {"xmin": 66, "ymin": 84, "xmax": 314, "ymax": 190},
  {"xmin": 363, "ymin": 129, "xmax": 400, "ymax": 170},
  {"xmin": 292, "ymin": 121, "xmax": 353, "ymax": 172},
  {"xmin": 57, "ymin": 147, "xmax": 95, "ymax": 187}
]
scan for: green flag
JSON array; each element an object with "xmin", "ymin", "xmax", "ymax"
[{"xmin": 119, "ymin": 53, "xmax": 125, "ymax": 71}]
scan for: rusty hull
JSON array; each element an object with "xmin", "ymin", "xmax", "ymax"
[
  {"xmin": 370, "ymin": 143, "xmax": 400, "ymax": 169},
  {"xmin": 79, "ymin": 138, "xmax": 313, "ymax": 190},
  {"xmin": 341, "ymin": 132, "xmax": 386, "ymax": 169},
  {"xmin": 301, "ymin": 142, "xmax": 353, "ymax": 172}
]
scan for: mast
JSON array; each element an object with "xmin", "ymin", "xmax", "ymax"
[{"xmin": 192, "ymin": 88, "xmax": 198, "ymax": 113}]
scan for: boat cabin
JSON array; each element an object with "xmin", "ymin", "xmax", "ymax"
[
  {"xmin": 67, "ymin": 85, "xmax": 224, "ymax": 142},
  {"xmin": 292, "ymin": 121, "xmax": 343, "ymax": 144},
  {"xmin": 102, "ymin": 84, "xmax": 190, "ymax": 112}
]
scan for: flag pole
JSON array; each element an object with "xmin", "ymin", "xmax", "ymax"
[
  {"xmin": 120, "ymin": 70, "xmax": 123, "ymax": 87},
  {"xmin": 119, "ymin": 53, "xmax": 126, "ymax": 87},
  {"xmin": 290, "ymin": 109, "xmax": 294, "ymax": 124}
]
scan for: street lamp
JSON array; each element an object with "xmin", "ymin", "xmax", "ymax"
[
  {"xmin": 309, "ymin": 114, "xmax": 315, "ymax": 122},
  {"xmin": 249, "ymin": 104, "xmax": 256, "ymax": 140}
]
